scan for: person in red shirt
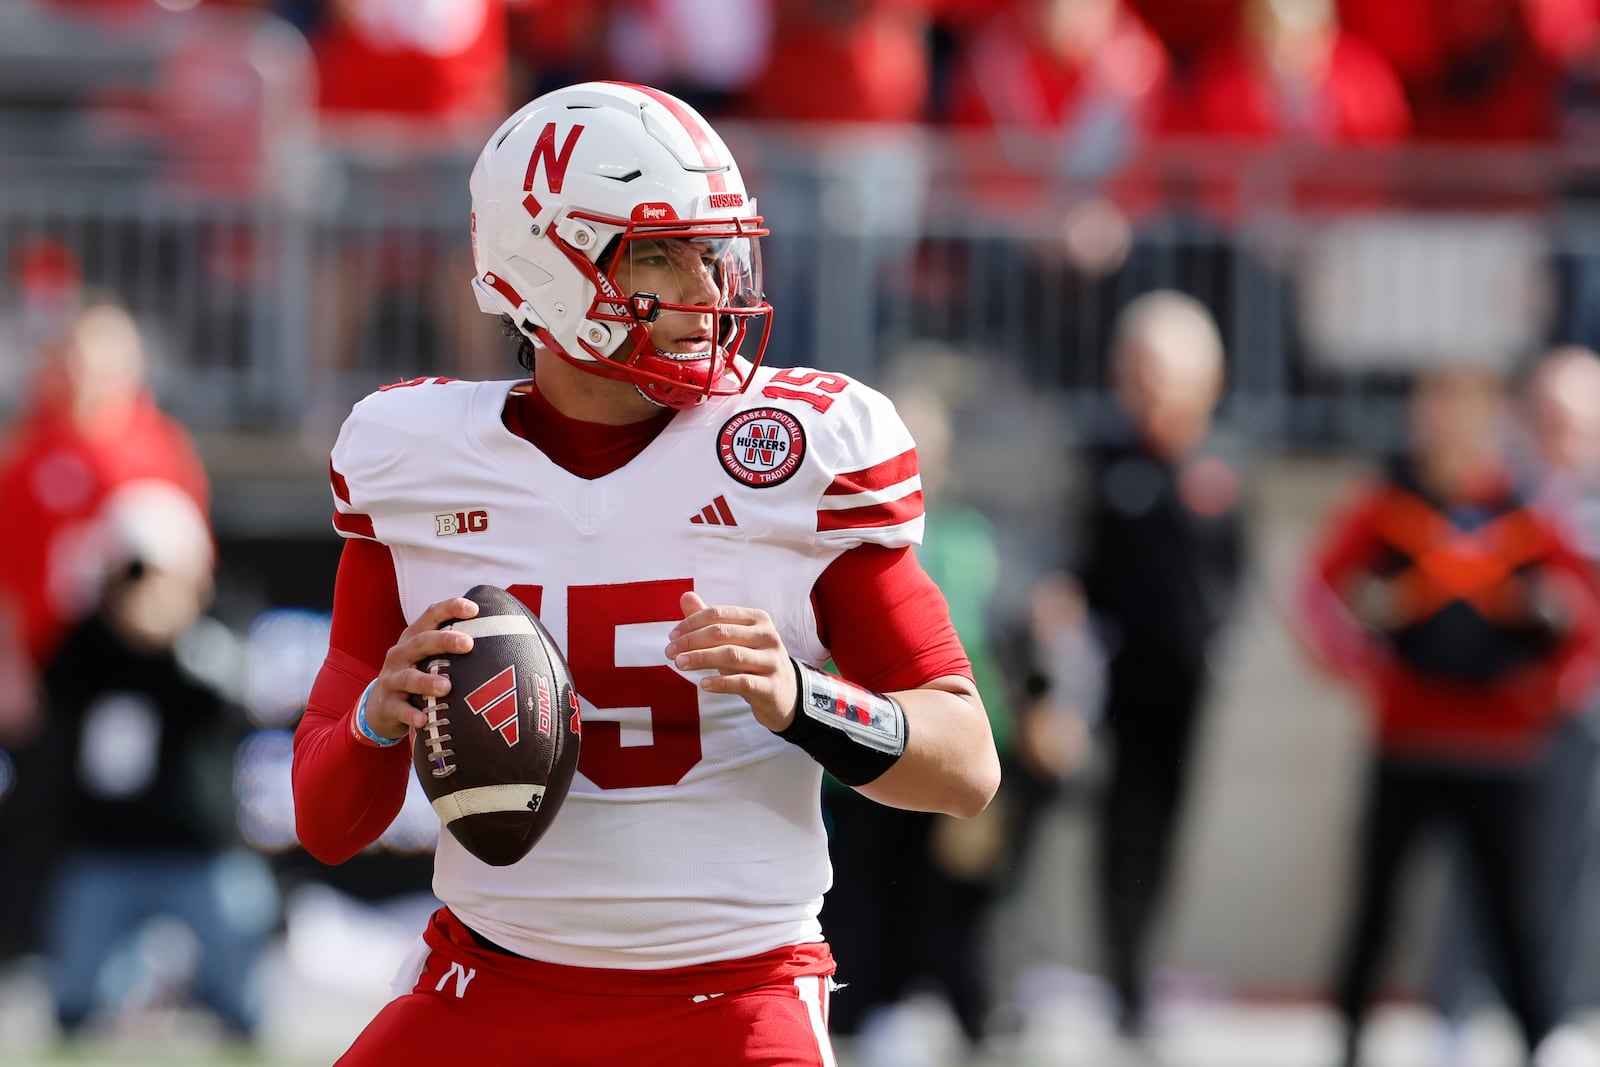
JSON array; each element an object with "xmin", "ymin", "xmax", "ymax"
[
  {"xmin": 0, "ymin": 299, "xmax": 211, "ymax": 704},
  {"xmin": 300, "ymin": 0, "xmax": 520, "ymax": 420},
  {"xmin": 1337, "ymin": 0, "xmax": 1584, "ymax": 143},
  {"xmin": 943, "ymin": 0, "xmax": 1168, "ymax": 219},
  {"xmin": 310, "ymin": 0, "xmax": 512, "ymax": 126},
  {"xmin": 1169, "ymin": 0, "xmax": 1411, "ymax": 145},
  {"xmin": 743, "ymin": 0, "xmax": 932, "ymax": 123},
  {"xmin": 945, "ymin": 0, "xmax": 1168, "ymax": 139},
  {"xmin": 0, "ymin": 297, "xmax": 211, "ymax": 964},
  {"xmin": 1294, "ymin": 366, "xmax": 1600, "ymax": 1067},
  {"xmin": 933, "ymin": 0, "xmax": 1171, "ymax": 351},
  {"xmin": 291, "ymin": 81, "xmax": 1000, "ymax": 1067}
]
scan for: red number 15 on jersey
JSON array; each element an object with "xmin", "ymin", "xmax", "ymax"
[{"xmin": 508, "ymin": 580, "xmax": 701, "ymax": 790}]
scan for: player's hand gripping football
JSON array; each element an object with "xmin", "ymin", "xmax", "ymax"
[
  {"xmin": 665, "ymin": 591, "xmax": 799, "ymax": 732},
  {"xmin": 365, "ymin": 597, "xmax": 479, "ymax": 740}
]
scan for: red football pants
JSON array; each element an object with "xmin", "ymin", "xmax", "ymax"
[{"xmin": 336, "ymin": 909, "xmax": 838, "ymax": 1067}]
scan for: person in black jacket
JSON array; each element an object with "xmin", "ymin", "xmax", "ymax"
[
  {"xmin": 39, "ymin": 484, "xmax": 278, "ymax": 1041},
  {"xmin": 1071, "ymin": 290, "xmax": 1247, "ymax": 1040}
]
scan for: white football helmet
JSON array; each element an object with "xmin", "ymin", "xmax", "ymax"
[{"xmin": 469, "ymin": 81, "xmax": 772, "ymax": 409}]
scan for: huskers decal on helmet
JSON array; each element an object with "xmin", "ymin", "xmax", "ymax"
[{"xmin": 718, "ymin": 408, "xmax": 806, "ymax": 488}]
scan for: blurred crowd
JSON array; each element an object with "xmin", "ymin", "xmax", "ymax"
[{"xmin": 23, "ymin": 0, "xmax": 1600, "ymax": 146}]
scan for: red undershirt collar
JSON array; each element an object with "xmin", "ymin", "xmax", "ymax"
[{"xmin": 503, "ymin": 381, "xmax": 675, "ymax": 480}]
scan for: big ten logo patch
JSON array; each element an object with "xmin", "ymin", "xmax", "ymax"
[
  {"xmin": 717, "ymin": 408, "xmax": 806, "ymax": 488},
  {"xmin": 436, "ymin": 510, "xmax": 489, "ymax": 537}
]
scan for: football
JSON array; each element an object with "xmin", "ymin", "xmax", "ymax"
[{"xmin": 411, "ymin": 584, "xmax": 582, "ymax": 866}]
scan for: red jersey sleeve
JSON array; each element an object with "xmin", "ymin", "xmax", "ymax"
[
  {"xmin": 814, "ymin": 544, "xmax": 974, "ymax": 693},
  {"xmin": 291, "ymin": 537, "xmax": 413, "ymax": 864}
]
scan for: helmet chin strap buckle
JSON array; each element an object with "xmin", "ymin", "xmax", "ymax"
[{"xmin": 629, "ymin": 292, "xmax": 662, "ymax": 323}]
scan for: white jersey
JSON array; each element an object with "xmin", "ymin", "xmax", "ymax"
[{"xmin": 328, "ymin": 366, "xmax": 923, "ymax": 969}]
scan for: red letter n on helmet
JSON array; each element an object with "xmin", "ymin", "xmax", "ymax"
[{"xmin": 524, "ymin": 123, "xmax": 585, "ymax": 196}]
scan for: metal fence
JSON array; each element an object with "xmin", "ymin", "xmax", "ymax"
[{"xmin": 3, "ymin": 6, "xmax": 1599, "ymax": 452}]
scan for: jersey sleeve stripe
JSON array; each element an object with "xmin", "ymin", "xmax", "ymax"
[
  {"xmin": 816, "ymin": 492, "xmax": 924, "ymax": 532},
  {"xmin": 331, "ymin": 508, "xmax": 376, "ymax": 540},
  {"xmin": 817, "ymin": 476, "xmax": 922, "ymax": 512},
  {"xmin": 330, "ymin": 461, "xmax": 354, "ymax": 506},
  {"xmin": 825, "ymin": 449, "xmax": 918, "ymax": 496}
]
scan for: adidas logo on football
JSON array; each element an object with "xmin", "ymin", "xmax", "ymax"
[{"xmin": 690, "ymin": 495, "xmax": 738, "ymax": 527}]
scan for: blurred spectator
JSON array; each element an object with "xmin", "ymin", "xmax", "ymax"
[
  {"xmin": 18, "ymin": 3, "xmax": 296, "ymax": 205},
  {"xmin": 505, "ymin": 0, "xmax": 613, "ymax": 99},
  {"xmin": 991, "ymin": 568, "xmax": 1102, "ymax": 891},
  {"xmin": 942, "ymin": 0, "xmax": 1167, "ymax": 238},
  {"xmin": 1069, "ymin": 290, "xmax": 1247, "ymax": 1042},
  {"xmin": 1337, "ymin": 0, "xmax": 1578, "ymax": 142},
  {"xmin": 744, "ymin": 0, "xmax": 932, "ymax": 122},
  {"xmin": 1166, "ymin": 0, "xmax": 1411, "ymax": 145},
  {"xmin": 945, "ymin": 0, "xmax": 1168, "ymax": 162},
  {"xmin": 1429, "ymin": 347, "xmax": 1600, "ymax": 1049},
  {"xmin": 739, "ymin": 1, "xmax": 937, "ymax": 377},
  {"xmin": 1523, "ymin": 345, "xmax": 1600, "ymax": 529},
  {"xmin": 0, "ymin": 298, "xmax": 209, "ymax": 962},
  {"xmin": 39, "ymin": 484, "xmax": 278, "ymax": 1042},
  {"xmin": 297, "ymin": 0, "xmax": 517, "ymax": 424},
  {"xmin": 823, "ymin": 384, "xmax": 1017, "ymax": 1060},
  {"xmin": 6, "ymin": 238, "xmax": 84, "ymax": 371},
  {"xmin": 1294, "ymin": 366, "xmax": 1600, "ymax": 1067},
  {"xmin": 1562, "ymin": 18, "xmax": 1600, "ymax": 146},
  {"xmin": 1125, "ymin": 0, "xmax": 1244, "ymax": 70},
  {"xmin": 306, "ymin": 0, "xmax": 513, "ymax": 127},
  {"xmin": 928, "ymin": 1, "xmax": 1177, "ymax": 387},
  {"xmin": 603, "ymin": 0, "xmax": 773, "ymax": 117},
  {"xmin": 0, "ymin": 299, "xmax": 209, "ymax": 730}
]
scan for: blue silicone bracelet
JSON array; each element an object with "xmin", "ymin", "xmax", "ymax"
[{"xmin": 354, "ymin": 682, "xmax": 403, "ymax": 748}]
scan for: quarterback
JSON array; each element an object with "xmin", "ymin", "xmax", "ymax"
[{"xmin": 291, "ymin": 81, "xmax": 1001, "ymax": 1066}]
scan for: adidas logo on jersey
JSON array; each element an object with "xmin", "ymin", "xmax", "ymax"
[{"xmin": 690, "ymin": 495, "xmax": 738, "ymax": 527}]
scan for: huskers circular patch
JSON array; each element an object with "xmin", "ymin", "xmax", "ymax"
[{"xmin": 718, "ymin": 408, "xmax": 807, "ymax": 487}]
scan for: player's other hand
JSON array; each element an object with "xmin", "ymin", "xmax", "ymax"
[
  {"xmin": 366, "ymin": 597, "xmax": 479, "ymax": 740},
  {"xmin": 666, "ymin": 591, "xmax": 798, "ymax": 732}
]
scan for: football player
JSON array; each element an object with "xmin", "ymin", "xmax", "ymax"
[{"xmin": 291, "ymin": 81, "xmax": 1001, "ymax": 1066}]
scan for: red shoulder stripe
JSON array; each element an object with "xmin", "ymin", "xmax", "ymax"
[
  {"xmin": 332, "ymin": 509, "xmax": 376, "ymax": 539},
  {"xmin": 817, "ymin": 492, "xmax": 924, "ymax": 532},
  {"xmin": 330, "ymin": 461, "xmax": 353, "ymax": 506},
  {"xmin": 825, "ymin": 449, "xmax": 918, "ymax": 496}
]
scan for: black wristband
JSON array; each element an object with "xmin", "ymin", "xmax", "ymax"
[{"xmin": 777, "ymin": 659, "xmax": 908, "ymax": 786}]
